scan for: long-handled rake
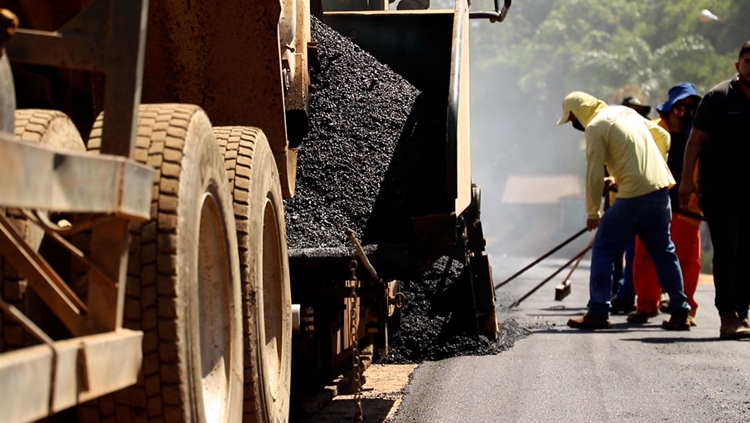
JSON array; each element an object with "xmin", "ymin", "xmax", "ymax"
[
  {"xmin": 494, "ymin": 228, "xmax": 587, "ymax": 291},
  {"xmin": 508, "ymin": 241, "xmax": 592, "ymax": 308},
  {"xmin": 554, "ymin": 235, "xmax": 595, "ymax": 301}
]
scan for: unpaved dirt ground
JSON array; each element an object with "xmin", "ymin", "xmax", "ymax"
[{"xmin": 298, "ymin": 364, "xmax": 418, "ymax": 423}]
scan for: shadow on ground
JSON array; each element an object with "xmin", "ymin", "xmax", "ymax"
[
  {"xmin": 622, "ymin": 337, "xmax": 749, "ymax": 344},
  {"xmin": 531, "ymin": 323, "xmax": 664, "ymax": 334},
  {"xmin": 296, "ymin": 398, "xmax": 397, "ymax": 423}
]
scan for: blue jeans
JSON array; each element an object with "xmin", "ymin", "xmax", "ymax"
[
  {"xmin": 613, "ymin": 239, "xmax": 636, "ymax": 302},
  {"xmin": 612, "ymin": 246, "xmax": 624, "ymax": 295},
  {"xmin": 588, "ymin": 189, "xmax": 689, "ymax": 317}
]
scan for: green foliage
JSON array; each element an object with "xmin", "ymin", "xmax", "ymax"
[
  {"xmin": 469, "ymin": 0, "xmax": 748, "ymax": 177},
  {"xmin": 476, "ymin": 0, "xmax": 743, "ymax": 101}
]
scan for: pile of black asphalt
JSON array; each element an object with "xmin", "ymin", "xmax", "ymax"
[
  {"xmin": 378, "ymin": 257, "xmax": 531, "ymax": 364},
  {"xmin": 284, "ymin": 16, "xmax": 420, "ymax": 250},
  {"xmin": 284, "ymin": 16, "xmax": 446, "ymax": 251},
  {"xmin": 288, "ymin": 18, "xmax": 523, "ymax": 363}
]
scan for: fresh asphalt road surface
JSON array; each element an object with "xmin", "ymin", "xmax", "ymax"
[{"xmin": 393, "ymin": 256, "xmax": 750, "ymax": 423}]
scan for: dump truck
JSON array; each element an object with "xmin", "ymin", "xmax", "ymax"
[{"xmin": 0, "ymin": 0, "xmax": 510, "ymax": 421}]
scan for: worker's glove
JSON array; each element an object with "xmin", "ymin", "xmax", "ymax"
[{"xmin": 602, "ymin": 176, "xmax": 618, "ymax": 195}]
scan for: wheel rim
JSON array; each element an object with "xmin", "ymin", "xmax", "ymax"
[
  {"xmin": 197, "ymin": 193, "xmax": 233, "ymax": 422},
  {"xmin": 262, "ymin": 197, "xmax": 284, "ymax": 399}
]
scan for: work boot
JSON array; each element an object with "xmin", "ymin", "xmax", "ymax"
[
  {"xmin": 610, "ymin": 297, "xmax": 636, "ymax": 314},
  {"xmin": 626, "ymin": 310, "xmax": 659, "ymax": 324},
  {"xmin": 688, "ymin": 315, "xmax": 697, "ymax": 327},
  {"xmin": 742, "ymin": 317, "xmax": 750, "ymax": 329},
  {"xmin": 661, "ymin": 314, "xmax": 690, "ymax": 331},
  {"xmin": 567, "ymin": 313, "xmax": 612, "ymax": 330},
  {"xmin": 719, "ymin": 313, "xmax": 750, "ymax": 340}
]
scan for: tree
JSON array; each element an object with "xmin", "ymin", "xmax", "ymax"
[{"xmin": 469, "ymin": 0, "xmax": 748, "ymax": 179}]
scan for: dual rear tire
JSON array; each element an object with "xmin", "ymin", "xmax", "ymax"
[
  {"xmin": 215, "ymin": 127, "xmax": 292, "ymax": 423},
  {"xmin": 78, "ymin": 106, "xmax": 290, "ymax": 423}
]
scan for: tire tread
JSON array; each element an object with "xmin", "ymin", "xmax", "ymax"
[
  {"xmin": 80, "ymin": 104, "xmax": 204, "ymax": 423},
  {"xmin": 214, "ymin": 126, "xmax": 263, "ymax": 423},
  {"xmin": 214, "ymin": 126, "xmax": 291, "ymax": 423}
]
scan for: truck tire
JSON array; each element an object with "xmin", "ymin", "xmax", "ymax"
[
  {"xmin": 78, "ymin": 105, "xmax": 244, "ymax": 423},
  {"xmin": 0, "ymin": 109, "xmax": 84, "ymax": 352},
  {"xmin": 214, "ymin": 127, "xmax": 292, "ymax": 423}
]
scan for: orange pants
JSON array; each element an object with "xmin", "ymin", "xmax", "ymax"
[{"xmin": 633, "ymin": 213, "xmax": 701, "ymax": 315}]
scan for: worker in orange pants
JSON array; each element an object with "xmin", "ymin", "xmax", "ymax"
[
  {"xmin": 627, "ymin": 83, "xmax": 702, "ymax": 327},
  {"xmin": 630, "ymin": 215, "xmax": 701, "ymax": 324}
]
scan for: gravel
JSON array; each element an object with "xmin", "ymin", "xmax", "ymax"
[
  {"xmin": 284, "ymin": 16, "xmax": 420, "ymax": 249},
  {"xmin": 284, "ymin": 16, "xmax": 447, "ymax": 251},
  {"xmin": 378, "ymin": 256, "xmax": 531, "ymax": 364},
  {"xmin": 288, "ymin": 18, "xmax": 512, "ymax": 364}
]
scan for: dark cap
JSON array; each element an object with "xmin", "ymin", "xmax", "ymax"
[{"xmin": 621, "ymin": 96, "xmax": 651, "ymax": 117}]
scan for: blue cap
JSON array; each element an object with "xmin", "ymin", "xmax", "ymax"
[{"xmin": 656, "ymin": 83, "xmax": 700, "ymax": 114}]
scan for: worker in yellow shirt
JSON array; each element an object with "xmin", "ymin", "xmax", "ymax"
[
  {"xmin": 609, "ymin": 97, "xmax": 652, "ymax": 312},
  {"xmin": 557, "ymin": 91, "xmax": 691, "ymax": 330}
]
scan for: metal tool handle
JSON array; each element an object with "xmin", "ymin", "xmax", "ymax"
[
  {"xmin": 509, "ymin": 245, "xmax": 592, "ymax": 309},
  {"xmin": 559, "ymin": 235, "xmax": 595, "ymax": 286},
  {"xmin": 494, "ymin": 227, "xmax": 587, "ymax": 290},
  {"xmin": 469, "ymin": 0, "xmax": 511, "ymax": 23},
  {"xmin": 346, "ymin": 228, "xmax": 379, "ymax": 281}
]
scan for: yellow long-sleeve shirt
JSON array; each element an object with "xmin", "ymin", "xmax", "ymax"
[{"xmin": 583, "ymin": 105, "xmax": 674, "ymax": 218}]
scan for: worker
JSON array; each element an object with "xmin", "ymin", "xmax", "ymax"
[
  {"xmin": 610, "ymin": 97, "xmax": 651, "ymax": 314},
  {"xmin": 679, "ymin": 41, "xmax": 750, "ymax": 339},
  {"xmin": 557, "ymin": 91, "xmax": 690, "ymax": 330},
  {"xmin": 626, "ymin": 83, "xmax": 702, "ymax": 327},
  {"xmin": 621, "ymin": 96, "xmax": 651, "ymax": 118}
]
